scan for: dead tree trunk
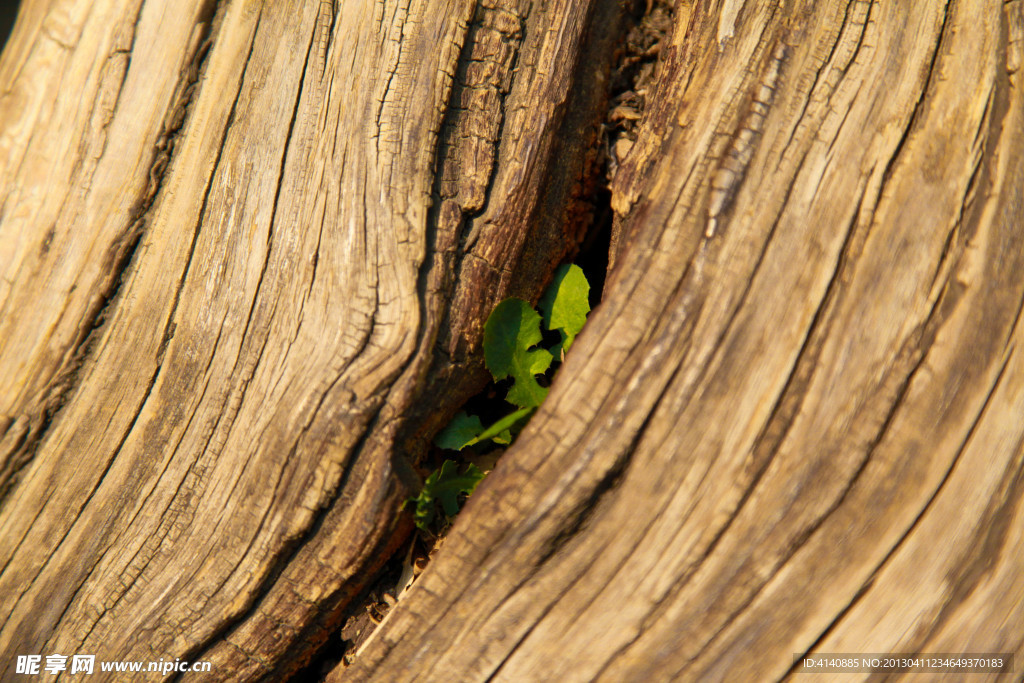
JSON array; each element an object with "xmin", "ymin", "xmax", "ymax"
[{"xmin": 2, "ymin": 0, "xmax": 1022, "ymax": 680}]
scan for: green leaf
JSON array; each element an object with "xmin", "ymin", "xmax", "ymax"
[
  {"xmin": 430, "ymin": 460, "xmax": 484, "ymax": 517},
  {"xmin": 484, "ymin": 298, "xmax": 553, "ymax": 409},
  {"xmin": 437, "ymin": 408, "xmax": 533, "ymax": 450},
  {"xmin": 470, "ymin": 407, "xmax": 533, "ymax": 446},
  {"xmin": 538, "ymin": 264, "xmax": 590, "ymax": 354},
  {"xmin": 434, "ymin": 411, "xmax": 484, "ymax": 451},
  {"xmin": 407, "ymin": 460, "xmax": 486, "ymax": 531}
]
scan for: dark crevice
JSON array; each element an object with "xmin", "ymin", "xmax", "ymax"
[
  {"xmin": 405, "ymin": 0, "xmax": 489, "ymax": 447},
  {"xmin": 602, "ymin": 0, "xmax": 673, "ymax": 180},
  {"xmin": 526, "ymin": 31, "xmax": 798, "ymax": 635},
  {"xmin": 0, "ymin": 0, "xmax": 20, "ymax": 55},
  {"xmin": 405, "ymin": 0, "xmax": 637, "ymax": 471},
  {"xmin": 309, "ymin": 0, "xmax": 649, "ymax": 676},
  {"xmin": 575, "ymin": 185, "xmax": 613, "ymax": 310},
  {"xmin": 294, "ymin": 545, "xmax": 410, "ymax": 678},
  {"xmin": 419, "ymin": 207, "xmax": 709, "ymax": 682},
  {"xmin": 429, "ymin": 0, "xmax": 654, "ymax": 451}
]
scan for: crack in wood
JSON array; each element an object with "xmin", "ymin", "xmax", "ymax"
[
  {"xmin": 316, "ymin": 0, "xmax": 337, "ymax": 79},
  {"xmin": 706, "ymin": 42, "xmax": 787, "ymax": 238},
  {"xmin": 438, "ymin": 0, "xmax": 529, "ymax": 252},
  {"xmin": 784, "ymin": 350, "xmax": 1018, "ymax": 679},
  {"xmin": 876, "ymin": 0, "xmax": 953, "ymax": 195},
  {"xmin": 373, "ymin": 0, "xmax": 413, "ymax": 150}
]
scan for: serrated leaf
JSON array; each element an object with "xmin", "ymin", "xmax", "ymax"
[
  {"xmin": 407, "ymin": 460, "xmax": 486, "ymax": 531},
  {"xmin": 430, "ymin": 460, "xmax": 484, "ymax": 516},
  {"xmin": 538, "ymin": 264, "xmax": 590, "ymax": 354},
  {"xmin": 484, "ymin": 298, "xmax": 553, "ymax": 409},
  {"xmin": 434, "ymin": 411, "xmax": 484, "ymax": 451}
]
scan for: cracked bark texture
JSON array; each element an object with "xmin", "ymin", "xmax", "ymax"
[
  {"xmin": 0, "ymin": 0, "xmax": 1022, "ymax": 682},
  {"xmin": 0, "ymin": 0, "xmax": 611, "ymax": 678},
  {"xmin": 341, "ymin": 0, "xmax": 1024, "ymax": 680}
]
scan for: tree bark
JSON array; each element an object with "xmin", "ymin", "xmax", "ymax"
[{"xmin": 2, "ymin": 0, "xmax": 1023, "ymax": 681}]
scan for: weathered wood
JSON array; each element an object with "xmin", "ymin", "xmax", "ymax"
[
  {"xmin": 0, "ymin": 0, "xmax": 217, "ymax": 497},
  {"xmin": 0, "ymin": 0, "xmax": 614, "ymax": 678},
  {"xmin": 2, "ymin": 0, "xmax": 1023, "ymax": 680},
  {"xmin": 339, "ymin": 0, "xmax": 1024, "ymax": 680}
]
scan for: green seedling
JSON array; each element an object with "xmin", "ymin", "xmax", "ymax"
[
  {"xmin": 436, "ymin": 264, "xmax": 590, "ymax": 451},
  {"xmin": 407, "ymin": 460, "xmax": 485, "ymax": 532},
  {"xmin": 413, "ymin": 264, "xmax": 591, "ymax": 532}
]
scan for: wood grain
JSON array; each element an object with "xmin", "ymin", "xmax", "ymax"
[
  {"xmin": 341, "ymin": 0, "xmax": 1024, "ymax": 680},
  {"xmin": 2, "ymin": 0, "xmax": 1022, "ymax": 679},
  {"xmin": 0, "ymin": 0, "xmax": 218, "ymax": 498},
  {"xmin": 0, "ymin": 0, "xmax": 612, "ymax": 678}
]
